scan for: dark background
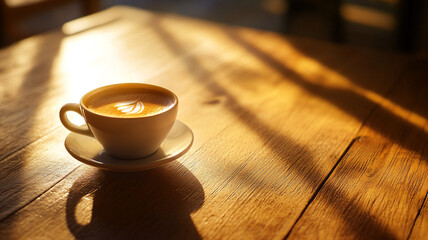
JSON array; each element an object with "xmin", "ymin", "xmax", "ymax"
[{"xmin": 4, "ymin": 0, "xmax": 428, "ymax": 53}]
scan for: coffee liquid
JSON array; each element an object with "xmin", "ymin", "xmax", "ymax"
[{"xmin": 87, "ymin": 91, "xmax": 173, "ymax": 118}]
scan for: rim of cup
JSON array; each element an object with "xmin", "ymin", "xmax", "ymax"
[{"xmin": 79, "ymin": 83, "xmax": 178, "ymax": 119}]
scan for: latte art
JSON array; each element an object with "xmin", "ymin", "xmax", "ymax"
[
  {"xmin": 115, "ymin": 99, "xmax": 145, "ymax": 114},
  {"xmin": 86, "ymin": 91, "xmax": 173, "ymax": 118}
]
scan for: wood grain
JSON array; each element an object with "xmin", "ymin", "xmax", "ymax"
[
  {"xmin": 286, "ymin": 58, "xmax": 428, "ymax": 239},
  {"xmin": 0, "ymin": 163, "xmax": 206, "ymax": 239},
  {"xmin": 0, "ymin": 128, "xmax": 80, "ymax": 220},
  {"xmin": 0, "ymin": 6, "xmax": 425, "ymax": 240},
  {"xmin": 409, "ymin": 195, "xmax": 428, "ymax": 240}
]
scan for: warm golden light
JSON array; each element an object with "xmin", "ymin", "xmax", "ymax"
[
  {"xmin": 1, "ymin": 37, "xmax": 46, "ymax": 98},
  {"xmin": 62, "ymin": 11, "xmax": 119, "ymax": 35},
  {"xmin": 75, "ymin": 193, "xmax": 94, "ymax": 226},
  {"xmin": 230, "ymin": 29, "xmax": 427, "ymax": 135},
  {"xmin": 340, "ymin": 3, "xmax": 395, "ymax": 30},
  {"xmin": 278, "ymin": 40, "xmax": 428, "ymax": 133},
  {"xmin": 66, "ymin": 111, "xmax": 86, "ymax": 126},
  {"xmin": 52, "ymin": 25, "xmax": 135, "ymax": 100}
]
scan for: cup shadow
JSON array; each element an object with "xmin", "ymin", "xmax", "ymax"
[{"xmin": 65, "ymin": 162, "xmax": 204, "ymax": 240}]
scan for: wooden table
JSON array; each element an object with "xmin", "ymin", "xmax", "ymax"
[{"xmin": 0, "ymin": 6, "xmax": 427, "ymax": 239}]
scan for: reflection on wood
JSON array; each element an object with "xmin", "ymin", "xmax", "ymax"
[
  {"xmin": 287, "ymin": 59, "xmax": 428, "ymax": 239},
  {"xmin": 409, "ymin": 197, "xmax": 428, "ymax": 240},
  {"xmin": 0, "ymin": 6, "xmax": 426, "ymax": 240}
]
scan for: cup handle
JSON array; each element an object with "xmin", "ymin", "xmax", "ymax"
[{"xmin": 60, "ymin": 103, "xmax": 93, "ymax": 137}]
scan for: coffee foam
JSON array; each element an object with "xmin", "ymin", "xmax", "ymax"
[{"xmin": 86, "ymin": 91, "xmax": 173, "ymax": 118}]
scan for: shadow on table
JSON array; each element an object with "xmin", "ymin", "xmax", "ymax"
[
  {"xmin": 147, "ymin": 16, "xmax": 404, "ymax": 239},
  {"xmin": 225, "ymin": 29, "xmax": 428, "ymax": 160},
  {"xmin": 284, "ymin": 37, "xmax": 428, "ymax": 122},
  {"xmin": 0, "ymin": 32, "xmax": 64, "ymax": 221},
  {"xmin": 65, "ymin": 162, "xmax": 204, "ymax": 240}
]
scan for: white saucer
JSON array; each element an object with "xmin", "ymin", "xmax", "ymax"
[{"xmin": 64, "ymin": 120, "xmax": 193, "ymax": 171}]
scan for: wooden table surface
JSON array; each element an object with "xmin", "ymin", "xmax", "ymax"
[{"xmin": 0, "ymin": 6, "xmax": 427, "ymax": 240}]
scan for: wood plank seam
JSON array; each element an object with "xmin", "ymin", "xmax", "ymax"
[
  {"xmin": 0, "ymin": 109, "xmax": 243, "ymax": 220},
  {"xmin": 150, "ymin": 19, "xmax": 405, "ymax": 238},
  {"xmin": 0, "ymin": 125, "xmax": 58, "ymax": 163},
  {"xmin": 1, "ymin": 8, "xmax": 419, "ymax": 238},
  {"xmin": 0, "ymin": 47, "xmax": 256, "ymax": 219},
  {"xmin": 0, "ymin": 14, "xmax": 235, "ymax": 160},
  {"xmin": 394, "ymin": 59, "xmax": 428, "ymax": 239},
  {"xmin": 284, "ymin": 56, "xmax": 428, "ymax": 239},
  {"xmin": 0, "ymin": 162, "xmax": 82, "ymax": 222},
  {"xmin": 283, "ymin": 136, "xmax": 362, "ymax": 239},
  {"xmin": 352, "ymin": 59, "xmax": 412, "ymax": 136},
  {"xmin": 407, "ymin": 193, "xmax": 428, "ymax": 240}
]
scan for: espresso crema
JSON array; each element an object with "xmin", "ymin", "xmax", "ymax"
[{"xmin": 86, "ymin": 91, "xmax": 173, "ymax": 118}]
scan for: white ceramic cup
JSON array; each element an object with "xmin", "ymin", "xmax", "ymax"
[{"xmin": 60, "ymin": 83, "xmax": 178, "ymax": 159}]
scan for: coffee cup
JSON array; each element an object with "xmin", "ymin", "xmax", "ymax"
[{"xmin": 60, "ymin": 83, "xmax": 178, "ymax": 159}]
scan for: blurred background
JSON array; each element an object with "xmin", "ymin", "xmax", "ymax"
[{"xmin": 1, "ymin": 0, "xmax": 427, "ymax": 53}]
